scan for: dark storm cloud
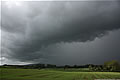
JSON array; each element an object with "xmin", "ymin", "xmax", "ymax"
[{"xmin": 1, "ymin": 1, "xmax": 120, "ymax": 64}]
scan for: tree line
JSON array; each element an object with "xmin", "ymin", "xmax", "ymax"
[
  {"xmin": 1, "ymin": 60, "xmax": 120, "ymax": 72},
  {"xmin": 89, "ymin": 60, "xmax": 120, "ymax": 72}
]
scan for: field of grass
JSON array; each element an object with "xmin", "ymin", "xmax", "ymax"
[{"xmin": 0, "ymin": 68, "xmax": 120, "ymax": 80}]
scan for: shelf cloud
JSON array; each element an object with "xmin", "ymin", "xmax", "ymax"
[{"xmin": 1, "ymin": 1, "xmax": 120, "ymax": 65}]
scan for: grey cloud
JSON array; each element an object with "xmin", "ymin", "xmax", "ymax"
[
  {"xmin": 1, "ymin": 1, "xmax": 120, "ymax": 64},
  {"xmin": 1, "ymin": 2, "xmax": 29, "ymax": 33},
  {"xmin": 35, "ymin": 29, "xmax": 120, "ymax": 65}
]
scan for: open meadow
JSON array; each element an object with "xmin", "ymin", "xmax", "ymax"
[{"xmin": 1, "ymin": 68, "xmax": 120, "ymax": 80}]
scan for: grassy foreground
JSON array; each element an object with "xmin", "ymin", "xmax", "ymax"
[{"xmin": 0, "ymin": 68, "xmax": 120, "ymax": 80}]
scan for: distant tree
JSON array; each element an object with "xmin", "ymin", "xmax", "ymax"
[
  {"xmin": 64, "ymin": 65, "xmax": 70, "ymax": 70},
  {"xmin": 89, "ymin": 64, "xmax": 93, "ymax": 71},
  {"xmin": 46, "ymin": 64, "xmax": 56, "ymax": 68},
  {"xmin": 73, "ymin": 65, "xmax": 78, "ymax": 68},
  {"xmin": 104, "ymin": 60, "xmax": 120, "ymax": 71}
]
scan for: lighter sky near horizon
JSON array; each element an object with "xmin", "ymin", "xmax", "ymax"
[{"xmin": 0, "ymin": 0, "xmax": 120, "ymax": 65}]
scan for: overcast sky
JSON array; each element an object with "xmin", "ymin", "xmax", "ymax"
[{"xmin": 1, "ymin": 0, "xmax": 120, "ymax": 65}]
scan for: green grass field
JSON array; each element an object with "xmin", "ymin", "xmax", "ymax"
[{"xmin": 1, "ymin": 68, "xmax": 120, "ymax": 80}]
